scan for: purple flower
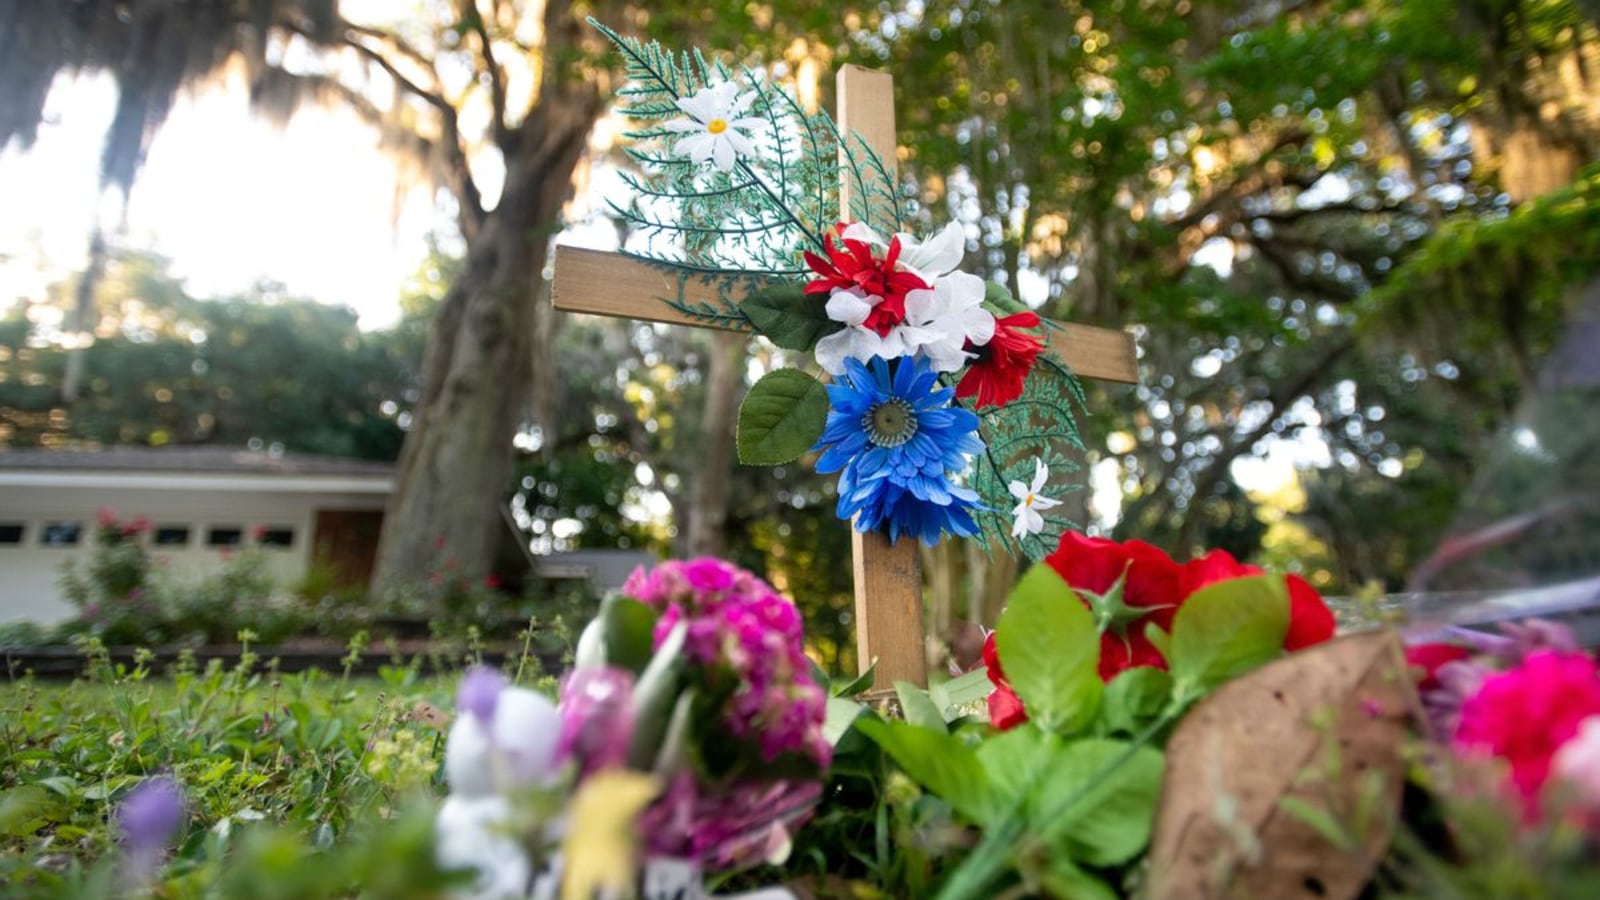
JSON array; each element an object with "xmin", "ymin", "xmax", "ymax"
[
  {"xmin": 558, "ymin": 666, "xmax": 636, "ymax": 774},
  {"xmin": 624, "ymin": 558, "xmax": 831, "ymax": 770},
  {"xmin": 116, "ymin": 777, "xmax": 185, "ymax": 852},
  {"xmin": 457, "ymin": 666, "xmax": 506, "ymax": 724},
  {"xmin": 116, "ymin": 775, "xmax": 185, "ymax": 888}
]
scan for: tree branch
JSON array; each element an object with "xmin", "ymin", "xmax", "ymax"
[
  {"xmin": 460, "ymin": 0, "xmax": 511, "ymax": 148},
  {"xmin": 1173, "ymin": 336, "xmax": 1356, "ymax": 550},
  {"xmin": 337, "ymin": 24, "xmax": 486, "ymax": 240}
]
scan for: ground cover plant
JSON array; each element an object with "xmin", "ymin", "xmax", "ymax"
[{"xmin": 0, "ymin": 636, "xmax": 555, "ymax": 897}]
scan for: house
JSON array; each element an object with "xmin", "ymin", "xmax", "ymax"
[{"xmin": 0, "ymin": 446, "xmax": 392, "ymax": 624}]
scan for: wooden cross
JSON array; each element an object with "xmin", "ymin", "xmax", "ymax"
[{"xmin": 551, "ymin": 66, "xmax": 1138, "ymax": 688}]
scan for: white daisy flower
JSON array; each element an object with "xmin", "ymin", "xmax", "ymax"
[
  {"xmin": 1009, "ymin": 457, "xmax": 1062, "ymax": 538},
  {"xmin": 664, "ymin": 82, "xmax": 764, "ymax": 172}
]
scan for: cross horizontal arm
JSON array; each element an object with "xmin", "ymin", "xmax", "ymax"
[{"xmin": 550, "ymin": 245, "xmax": 1141, "ymax": 384}]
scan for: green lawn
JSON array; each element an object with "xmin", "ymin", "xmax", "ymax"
[{"xmin": 0, "ymin": 641, "xmax": 555, "ymax": 898}]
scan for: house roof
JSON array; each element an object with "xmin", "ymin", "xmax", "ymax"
[{"xmin": 0, "ymin": 446, "xmax": 394, "ymax": 478}]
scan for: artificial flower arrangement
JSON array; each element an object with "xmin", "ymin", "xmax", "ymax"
[
  {"xmin": 94, "ymin": 547, "xmax": 1600, "ymax": 898},
  {"xmin": 590, "ymin": 20, "xmax": 1086, "ymax": 555},
  {"xmin": 434, "ymin": 557, "xmax": 829, "ymax": 900}
]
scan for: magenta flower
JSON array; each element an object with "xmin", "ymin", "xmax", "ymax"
[
  {"xmin": 623, "ymin": 558, "xmax": 830, "ymax": 770},
  {"xmin": 1455, "ymin": 650, "xmax": 1600, "ymax": 820},
  {"xmin": 637, "ymin": 770, "xmax": 823, "ymax": 868},
  {"xmin": 558, "ymin": 666, "xmax": 636, "ymax": 774},
  {"xmin": 1554, "ymin": 715, "xmax": 1600, "ymax": 810}
]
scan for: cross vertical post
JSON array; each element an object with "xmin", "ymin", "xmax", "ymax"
[
  {"xmin": 835, "ymin": 65, "xmax": 928, "ymax": 689},
  {"xmin": 550, "ymin": 61, "xmax": 1141, "ymax": 696}
]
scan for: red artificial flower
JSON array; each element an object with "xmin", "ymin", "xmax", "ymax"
[
  {"xmin": 1455, "ymin": 651, "xmax": 1600, "ymax": 821},
  {"xmin": 1044, "ymin": 532, "xmax": 1184, "ymax": 681},
  {"xmin": 1405, "ymin": 643, "xmax": 1474, "ymax": 692},
  {"xmin": 1179, "ymin": 549, "xmax": 1337, "ymax": 651},
  {"xmin": 802, "ymin": 224, "xmax": 929, "ymax": 336},
  {"xmin": 956, "ymin": 311, "xmax": 1045, "ymax": 409},
  {"xmin": 982, "ymin": 631, "xmax": 1029, "ymax": 730}
]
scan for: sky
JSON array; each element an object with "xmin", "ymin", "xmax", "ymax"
[{"xmin": 0, "ymin": 73, "xmax": 439, "ymax": 329}]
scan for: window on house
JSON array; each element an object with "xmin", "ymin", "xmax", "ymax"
[
  {"xmin": 40, "ymin": 522, "xmax": 82, "ymax": 546},
  {"xmin": 153, "ymin": 526, "xmax": 191, "ymax": 546},
  {"xmin": 206, "ymin": 527, "xmax": 244, "ymax": 547},
  {"xmin": 0, "ymin": 524, "xmax": 24, "ymax": 545},
  {"xmin": 257, "ymin": 527, "xmax": 295, "ymax": 548}
]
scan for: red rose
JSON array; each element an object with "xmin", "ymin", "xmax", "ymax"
[
  {"xmin": 1179, "ymin": 549, "xmax": 1336, "ymax": 651},
  {"xmin": 982, "ymin": 631, "xmax": 1029, "ymax": 730},
  {"xmin": 1405, "ymin": 643, "xmax": 1474, "ymax": 691},
  {"xmin": 956, "ymin": 310, "xmax": 1045, "ymax": 409},
  {"xmin": 1044, "ymin": 532, "xmax": 1183, "ymax": 681}
]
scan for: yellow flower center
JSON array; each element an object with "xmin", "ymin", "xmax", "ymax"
[
  {"xmin": 1026, "ymin": 493, "xmax": 1035, "ymax": 507},
  {"xmin": 707, "ymin": 118, "xmax": 728, "ymax": 134}
]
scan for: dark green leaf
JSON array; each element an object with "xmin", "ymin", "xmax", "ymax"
[
  {"xmin": 741, "ymin": 283, "xmax": 842, "ymax": 351},
  {"xmin": 1168, "ymin": 574, "xmax": 1290, "ymax": 704},
  {"xmin": 995, "ymin": 564, "xmax": 1102, "ymax": 736},
  {"xmin": 736, "ymin": 368, "xmax": 829, "ymax": 465},
  {"xmin": 982, "ymin": 279, "xmax": 1029, "ymax": 316},
  {"xmin": 600, "ymin": 596, "xmax": 659, "ymax": 672}
]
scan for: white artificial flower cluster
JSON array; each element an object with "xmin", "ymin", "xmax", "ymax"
[
  {"xmin": 1008, "ymin": 457, "xmax": 1063, "ymax": 538},
  {"xmin": 435, "ymin": 666, "xmax": 801, "ymax": 900},
  {"xmin": 813, "ymin": 222, "xmax": 996, "ymax": 376},
  {"xmin": 666, "ymin": 82, "xmax": 764, "ymax": 172},
  {"xmin": 436, "ymin": 679, "xmax": 565, "ymax": 900}
]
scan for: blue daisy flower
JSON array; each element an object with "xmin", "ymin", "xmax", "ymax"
[{"xmin": 813, "ymin": 355, "xmax": 985, "ymax": 546}]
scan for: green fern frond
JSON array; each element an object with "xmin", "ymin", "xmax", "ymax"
[
  {"xmin": 590, "ymin": 18, "xmax": 903, "ymax": 281},
  {"xmin": 968, "ymin": 351, "xmax": 1090, "ymax": 560}
]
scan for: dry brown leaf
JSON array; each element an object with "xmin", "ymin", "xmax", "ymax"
[{"xmin": 1146, "ymin": 632, "xmax": 1410, "ymax": 900}]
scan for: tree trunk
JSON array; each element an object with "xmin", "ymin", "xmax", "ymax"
[
  {"xmin": 685, "ymin": 330, "xmax": 744, "ymax": 557},
  {"xmin": 371, "ymin": 77, "xmax": 602, "ymax": 594}
]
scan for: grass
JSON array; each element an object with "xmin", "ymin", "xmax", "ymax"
[{"xmin": 0, "ymin": 635, "xmax": 558, "ymax": 898}]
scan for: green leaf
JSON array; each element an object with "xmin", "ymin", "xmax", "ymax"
[
  {"xmin": 1031, "ymin": 738, "xmax": 1165, "ymax": 866},
  {"xmin": 982, "ymin": 279, "xmax": 1029, "ymax": 315},
  {"xmin": 855, "ymin": 718, "xmax": 997, "ymax": 824},
  {"xmin": 1168, "ymin": 574, "xmax": 1290, "ymax": 703},
  {"xmin": 600, "ymin": 596, "xmax": 659, "ymax": 672},
  {"xmin": 1033, "ymin": 858, "xmax": 1120, "ymax": 900},
  {"xmin": 0, "ymin": 786, "xmax": 52, "ymax": 837},
  {"xmin": 626, "ymin": 620, "xmax": 686, "ymax": 769},
  {"xmin": 823, "ymin": 696, "xmax": 864, "ymax": 746},
  {"xmin": 1100, "ymin": 667, "xmax": 1173, "ymax": 736},
  {"xmin": 975, "ymin": 725, "xmax": 1054, "ymax": 816},
  {"xmin": 736, "ymin": 368, "xmax": 830, "ymax": 465},
  {"xmin": 741, "ymin": 283, "xmax": 842, "ymax": 351},
  {"xmin": 1145, "ymin": 620, "xmax": 1173, "ymax": 661},
  {"xmin": 995, "ymin": 564, "xmax": 1102, "ymax": 736},
  {"xmin": 929, "ymin": 667, "xmax": 995, "ymax": 721},
  {"xmin": 833, "ymin": 660, "xmax": 876, "ymax": 697},
  {"xmin": 895, "ymin": 681, "xmax": 947, "ymax": 731}
]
